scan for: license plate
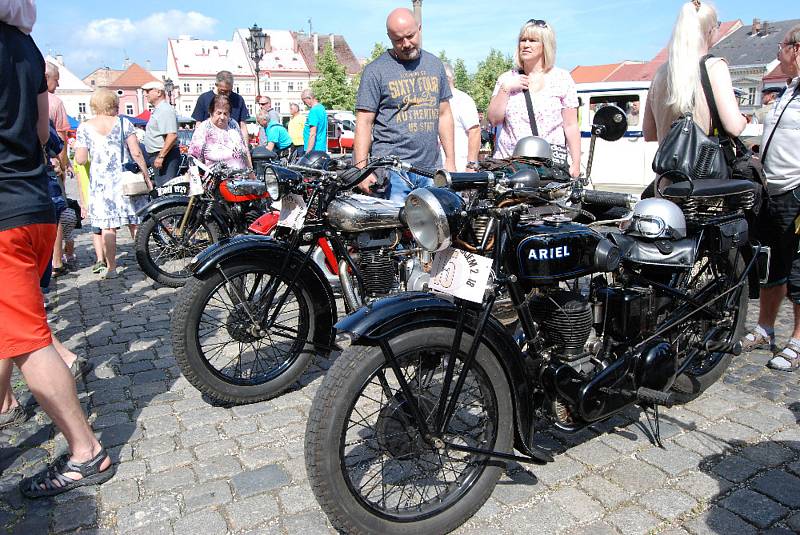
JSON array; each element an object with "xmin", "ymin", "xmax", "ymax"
[
  {"xmin": 155, "ymin": 183, "xmax": 189, "ymax": 197},
  {"xmin": 429, "ymin": 247, "xmax": 493, "ymax": 304},
  {"xmin": 277, "ymin": 194, "xmax": 307, "ymax": 230}
]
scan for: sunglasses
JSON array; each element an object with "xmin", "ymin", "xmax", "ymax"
[
  {"xmin": 526, "ymin": 19, "xmax": 548, "ymax": 28},
  {"xmin": 778, "ymin": 41, "xmax": 798, "ymax": 52}
]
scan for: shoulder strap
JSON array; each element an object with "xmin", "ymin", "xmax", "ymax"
[
  {"xmin": 698, "ymin": 54, "xmax": 725, "ymax": 137},
  {"xmin": 761, "ymin": 83, "xmax": 800, "ymax": 165},
  {"xmin": 522, "ymin": 89, "xmax": 539, "ymax": 137},
  {"xmin": 119, "ymin": 116, "xmax": 126, "ymax": 163}
]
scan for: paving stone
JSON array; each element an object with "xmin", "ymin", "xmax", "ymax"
[
  {"xmin": 673, "ymin": 471, "xmax": 731, "ymax": 501},
  {"xmin": 52, "ymin": 497, "xmax": 97, "ymax": 533},
  {"xmin": 549, "ymin": 487, "xmax": 604, "ymax": 522},
  {"xmin": 727, "ymin": 410, "xmax": 786, "ymax": 434},
  {"xmin": 116, "ymin": 494, "xmax": 181, "ymax": 531},
  {"xmin": 606, "ymin": 458, "xmax": 667, "ymax": 494},
  {"xmin": 772, "ymin": 428, "xmax": 800, "ymax": 449},
  {"xmin": 530, "ymin": 455, "xmax": 585, "ymax": 486},
  {"xmin": 178, "ymin": 425, "xmax": 220, "ymax": 448},
  {"xmin": 497, "ymin": 500, "xmax": 571, "ymax": 534},
  {"xmin": 230, "ymin": 401, "xmax": 275, "ymax": 418},
  {"xmin": 740, "ymin": 442, "xmax": 795, "ymax": 468},
  {"xmin": 638, "ymin": 488, "xmax": 697, "ymax": 520},
  {"xmin": 225, "ymin": 494, "xmax": 280, "ymax": 531},
  {"xmin": 193, "ymin": 454, "xmax": 242, "ymax": 482},
  {"xmin": 220, "ymin": 418, "xmax": 260, "ymax": 438},
  {"xmin": 710, "ymin": 455, "xmax": 762, "ymax": 483},
  {"xmin": 720, "ymin": 488, "xmax": 788, "ymax": 529},
  {"xmin": 238, "ymin": 444, "xmax": 291, "ymax": 470},
  {"xmin": 143, "ymin": 467, "xmax": 196, "ymax": 494},
  {"xmin": 173, "ymin": 509, "xmax": 228, "ymax": 535},
  {"xmin": 566, "ymin": 440, "xmax": 620, "ymax": 467},
  {"xmin": 564, "ymin": 520, "xmax": 620, "ymax": 535},
  {"xmin": 578, "ymin": 474, "xmax": 631, "ymax": 508},
  {"xmin": 236, "ymin": 431, "xmax": 285, "ymax": 450},
  {"xmin": 605, "ymin": 505, "xmax": 660, "ymax": 535},
  {"xmin": 787, "ymin": 512, "xmax": 800, "ymax": 532},
  {"xmin": 182, "ymin": 480, "xmax": 233, "ymax": 511},
  {"xmin": 672, "ymin": 431, "xmax": 731, "ymax": 457},
  {"xmin": 751, "ymin": 471, "xmax": 800, "ymax": 508},
  {"xmin": 133, "ymin": 435, "xmax": 177, "ymax": 459},
  {"xmin": 146, "ymin": 449, "xmax": 194, "ymax": 473},
  {"xmin": 193, "ymin": 438, "xmax": 238, "ymax": 459},
  {"xmin": 703, "ymin": 421, "xmax": 760, "ymax": 446},
  {"xmin": 113, "ymin": 459, "xmax": 148, "ymax": 481},
  {"xmin": 141, "ymin": 414, "xmax": 182, "ymax": 439},
  {"xmin": 180, "ymin": 407, "xmax": 230, "ymax": 429},
  {"xmin": 490, "ymin": 468, "xmax": 544, "ymax": 506},
  {"xmin": 231, "ymin": 465, "xmax": 290, "ymax": 498},
  {"xmin": 99, "ymin": 477, "xmax": 140, "ymax": 508},
  {"xmin": 638, "ymin": 446, "xmax": 702, "ymax": 476},
  {"xmin": 684, "ymin": 396, "xmax": 735, "ymax": 420},
  {"xmin": 600, "ymin": 424, "xmax": 651, "ymax": 453}
]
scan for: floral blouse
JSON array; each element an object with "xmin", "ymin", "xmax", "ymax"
[
  {"xmin": 492, "ymin": 67, "xmax": 579, "ymax": 158},
  {"xmin": 188, "ymin": 118, "xmax": 248, "ymax": 169}
]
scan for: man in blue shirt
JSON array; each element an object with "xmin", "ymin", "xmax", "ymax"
[
  {"xmin": 257, "ymin": 112, "xmax": 292, "ymax": 156},
  {"xmin": 301, "ymin": 88, "xmax": 328, "ymax": 152}
]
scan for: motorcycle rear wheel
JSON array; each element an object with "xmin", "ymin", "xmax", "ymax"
[
  {"xmin": 172, "ymin": 260, "xmax": 315, "ymax": 404},
  {"xmin": 135, "ymin": 204, "xmax": 221, "ymax": 287},
  {"xmin": 305, "ymin": 326, "xmax": 513, "ymax": 535}
]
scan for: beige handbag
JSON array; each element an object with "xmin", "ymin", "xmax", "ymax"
[{"xmin": 118, "ymin": 117, "xmax": 150, "ymax": 196}]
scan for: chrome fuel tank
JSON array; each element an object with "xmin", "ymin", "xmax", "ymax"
[{"xmin": 326, "ymin": 193, "xmax": 404, "ymax": 232}]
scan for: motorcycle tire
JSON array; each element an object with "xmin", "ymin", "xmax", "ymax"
[
  {"xmin": 305, "ymin": 326, "xmax": 513, "ymax": 535},
  {"xmin": 671, "ymin": 249, "xmax": 748, "ymax": 402},
  {"xmin": 135, "ymin": 205, "xmax": 221, "ymax": 287},
  {"xmin": 172, "ymin": 260, "xmax": 316, "ymax": 404}
]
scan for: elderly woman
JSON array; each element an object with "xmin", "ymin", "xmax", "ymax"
[
  {"xmin": 643, "ymin": 1, "xmax": 745, "ymax": 143},
  {"xmin": 487, "ymin": 19, "xmax": 581, "ymax": 177},
  {"xmin": 188, "ymin": 94, "xmax": 250, "ymax": 169},
  {"xmin": 74, "ymin": 88, "xmax": 151, "ymax": 279}
]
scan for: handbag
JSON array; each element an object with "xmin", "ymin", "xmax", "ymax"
[
  {"xmin": 118, "ymin": 117, "xmax": 150, "ymax": 196},
  {"xmin": 651, "ymin": 55, "xmax": 730, "ymax": 183},
  {"xmin": 521, "ymin": 75, "xmax": 569, "ymax": 168}
]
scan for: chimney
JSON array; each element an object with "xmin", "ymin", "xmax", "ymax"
[
  {"xmin": 760, "ymin": 20, "xmax": 769, "ymax": 36},
  {"xmin": 145, "ymin": 59, "xmax": 151, "ymax": 71},
  {"xmin": 329, "ymin": 34, "xmax": 335, "ymax": 50},
  {"xmin": 264, "ymin": 34, "xmax": 272, "ymax": 53},
  {"xmin": 313, "ymin": 33, "xmax": 318, "ymax": 55},
  {"xmin": 55, "ymin": 54, "xmax": 64, "ymax": 65},
  {"xmin": 751, "ymin": 18, "xmax": 761, "ymax": 35}
]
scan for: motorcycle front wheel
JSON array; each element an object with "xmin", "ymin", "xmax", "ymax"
[
  {"xmin": 135, "ymin": 204, "xmax": 221, "ymax": 287},
  {"xmin": 305, "ymin": 326, "xmax": 513, "ymax": 535},
  {"xmin": 172, "ymin": 260, "xmax": 316, "ymax": 404}
]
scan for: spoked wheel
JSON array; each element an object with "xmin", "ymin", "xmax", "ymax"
[
  {"xmin": 135, "ymin": 204, "xmax": 220, "ymax": 287},
  {"xmin": 305, "ymin": 327, "xmax": 513, "ymax": 535},
  {"xmin": 172, "ymin": 260, "xmax": 316, "ymax": 404},
  {"xmin": 671, "ymin": 248, "xmax": 748, "ymax": 401}
]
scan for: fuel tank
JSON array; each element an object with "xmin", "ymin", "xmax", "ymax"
[{"xmin": 326, "ymin": 193, "xmax": 404, "ymax": 232}]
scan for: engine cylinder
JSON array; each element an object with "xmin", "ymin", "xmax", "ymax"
[
  {"xmin": 529, "ymin": 290, "xmax": 592, "ymax": 359},
  {"xmin": 360, "ymin": 250, "xmax": 396, "ymax": 296}
]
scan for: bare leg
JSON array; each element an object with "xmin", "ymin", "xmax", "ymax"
[
  {"xmin": 102, "ymin": 228, "xmax": 117, "ymax": 272},
  {"xmin": 92, "ymin": 233, "xmax": 105, "ymax": 264},
  {"xmin": 127, "ymin": 223, "xmax": 137, "ymax": 241},
  {"xmin": 792, "ymin": 302, "xmax": 800, "ymax": 340},
  {"xmin": 757, "ymin": 284, "xmax": 786, "ymax": 329},
  {"xmin": 64, "ymin": 239, "xmax": 75, "ymax": 259},
  {"xmin": 52, "ymin": 223, "xmax": 64, "ymax": 269},
  {"xmin": 0, "ymin": 360, "xmax": 19, "ymax": 413},
  {"xmin": 51, "ymin": 332, "xmax": 77, "ymax": 368}
]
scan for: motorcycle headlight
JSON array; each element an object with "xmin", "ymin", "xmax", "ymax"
[
  {"xmin": 404, "ymin": 187, "xmax": 465, "ymax": 252},
  {"xmin": 263, "ymin": 166, "xmax": 279, "ymax": 199}
]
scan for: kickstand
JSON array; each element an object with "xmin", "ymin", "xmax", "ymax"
[{"xmin": 641, "ymin": 403, "xmax": 665, "ymax": 449}]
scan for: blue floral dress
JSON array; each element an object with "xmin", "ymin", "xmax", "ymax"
[{"xmin": 75, "ymin": 117, "xmax": 148, "ymax": 228}]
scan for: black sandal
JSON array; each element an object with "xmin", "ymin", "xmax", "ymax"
[{"xmin": 19, "ymin": 448, "xmax": 116, "ymax": 498}]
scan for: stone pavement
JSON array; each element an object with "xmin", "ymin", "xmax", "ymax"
[{"xmin": 0, "ymin": 228, "xmax": 798, "ymax": 535}]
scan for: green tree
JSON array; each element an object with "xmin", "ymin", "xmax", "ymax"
[
  {"xmin": 438, "ymin": 50, "xmax": 449, "ymax": 64},
  {"xmin": 311, "ymin": 43, "xmax": 356, "ymax": 111},
  {"xmin": 469, "ymin": 49, "xmax": 513, "ymax": 111},
  {"xmin": 369, "ymin": 42, "xmax": 387, "ymax": 61},
  {"xmin": 453, "ymin": 58, "xmax": 471, "ymax": 93}
]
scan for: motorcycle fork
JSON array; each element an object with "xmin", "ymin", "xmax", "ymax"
[{"xmin": 175, "ymin": 195, "xmax": 197, "ymax": 238}]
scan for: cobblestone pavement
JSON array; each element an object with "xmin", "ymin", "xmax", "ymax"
[{"xmin": 0, "ymin": 228, "xmax": 798, "ymax": 535}]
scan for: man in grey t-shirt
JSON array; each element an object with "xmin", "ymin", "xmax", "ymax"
[
  {"xmin": 142, "ymin": 80, "xmax": 179, "ymax": 187},
  {"xmin": 354, "ymin": 7, "xmax": 455, "ymax": 202}
]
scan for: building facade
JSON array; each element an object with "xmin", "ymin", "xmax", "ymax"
[{"xmin": 45, "ymin": 55, "xmax": 94, "ymax": 122}]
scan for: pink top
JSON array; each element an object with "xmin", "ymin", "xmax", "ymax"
[
  {"xmin": 188, "ymin": 118, "xmax": 248, "ymax": 169},
  {"xmin": 492, "ymin": 68, "xmax": 578, "ymax": 158},
  {"xmin": 48, "ymin": 93, "xmax": 70, "ymax": 133}
]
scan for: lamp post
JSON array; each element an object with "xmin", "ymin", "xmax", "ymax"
[
  {"xmin": 246, "ymin": 23, "xmax": 266, "ymax": 98},
  {"xmin": 164, "ymin": 77, "xmax": 174, "ymax": 106}
]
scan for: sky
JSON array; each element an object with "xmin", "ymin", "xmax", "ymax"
[{"xmin": 32, "ymin": 0, "xmax": 799, "ymax": 79}]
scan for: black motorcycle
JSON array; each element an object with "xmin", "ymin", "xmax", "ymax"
[
  {"xmin": 170, "ymin": 155, "xmax": 435, "ymax": 405},
  {"xmin": 303, "ymin": 106, "xmax": 766, "ymax": 535}
]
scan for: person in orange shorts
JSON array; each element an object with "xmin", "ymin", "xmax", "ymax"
[{"xmin": 0, "ymin": 8, "xmax": 115, "ymax": 498}]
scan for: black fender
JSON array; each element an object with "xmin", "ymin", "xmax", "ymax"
[
  {"xmin": 136, "ymin": 194, "xmax": 190, "ymax": 219},
  {"xmin": 192, "ymin": 234, "xmax": 336, "ymax": 352},
  {"xmin": 336, "ymin": 292, "xmax": 542, "ymax": 461}
]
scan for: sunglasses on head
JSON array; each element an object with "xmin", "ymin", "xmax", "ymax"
[{"xmin": 527, "ymin": 19, "xmax": 548, "ymax": 28}]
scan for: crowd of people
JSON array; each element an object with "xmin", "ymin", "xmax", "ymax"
[{"xmin": 0, "ymin": 0, "xmax": 798, "ymax": 503}]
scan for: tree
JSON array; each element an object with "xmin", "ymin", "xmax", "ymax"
[
  {"xmin": 453, "ymin": 58, "xmax": 471, "ymax": 93},
  {"xmin": 438, "ymin": 50, "xmax": 449, "ymax": 64},
  {"xmin": 311, "ymin": 43, "xmax": 356, "ymax": 111},
  {"xmin": 369, "ymin": 42, "xmax": 387, "ymax": 61},
  {"xmin": 469, "ymin": 49, "xmax": 513, "ymax": 112}
]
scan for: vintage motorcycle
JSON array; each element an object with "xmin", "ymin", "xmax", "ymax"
[
  {"xmin": 134, "ymin": 147, "xmax": 282, "ymax": 287},
  {"xmin": 303, "ymin": 106, "xmax": 767, "ymax": 535},
  {"xmin": 170, "ymin": 155, "xmax": 436, "ymax": 405}
]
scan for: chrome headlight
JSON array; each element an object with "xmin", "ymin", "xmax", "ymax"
[
  {"xmin": 263, "ymin": 167, "xmax": 279, "ymax": 199},
  {"xmin": 404, "ymin": 187, "xmax": 465, "ymax": 252}
]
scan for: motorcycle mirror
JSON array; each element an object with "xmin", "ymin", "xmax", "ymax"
[
  {"xmin": 591, "ymin": 105, "xmax": 627, "ymax": 142},
  {"xmin": 507, "ymin": 169, "xmax": 540, "ymax": 190}
]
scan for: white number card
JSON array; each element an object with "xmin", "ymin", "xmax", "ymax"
[
  {"xmin": 429, "ymin": 248, "xmax": 493, "ymax": 304},
  {"xmin": 277, "ymin": 194, "xmax": 307, "ymax": 230},
  {"xmin": 188, "ymin": 165, "xmax": 204, "ymax": 196}
]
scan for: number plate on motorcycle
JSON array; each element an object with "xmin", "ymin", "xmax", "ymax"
[
  {"xmin": 277, "ymin": 194, "xmax": 307, "ymax": 230},
  {"xmin": 429, "ymin": 248, "xmax": 493, "ymax": 304},
  {"xmin": 188, "ymin": 166, "xmax": 203, "ymax": 196}
]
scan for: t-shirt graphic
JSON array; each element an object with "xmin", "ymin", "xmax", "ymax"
[{"xmin": 357, "ymin": 50, "xmax": 451, "ymax": 169}]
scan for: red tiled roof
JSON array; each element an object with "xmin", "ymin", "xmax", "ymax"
[
  {"xmin": 763, "ymin": 63, "xmax": 792, "ymax": 83},
  {"xmin": 570, "ymin": 63, "xmax": 626, "ymax": 84},
  {"xmin": 294, "ymin": 33, "xmax": 361, "ymax": 75},
  {"xmin": 110, "ymin": 64, "xmax": 158, "ymax": 89}
]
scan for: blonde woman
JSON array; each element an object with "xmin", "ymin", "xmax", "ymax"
[
  {"xmin": 643, "ymin": 1, "xmax": 745, "ymax": 143},
  {"xmin": 74, "ymin": 89, "xmax": 151, "ymax": 279},
  {"xmin": 487, "ymin": 19, "xmax": 581, "ymax": 177}
]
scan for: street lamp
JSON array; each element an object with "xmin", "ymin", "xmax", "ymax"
[
  {"xmin": 164, "ymin": 78, "xmax": 174, "ymax": 106},
  {"xmin": 246, "ymin": 23, "xmax": 266, "ymax": 97}
]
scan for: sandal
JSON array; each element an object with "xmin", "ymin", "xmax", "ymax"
[
  {"xmin": 741, "ymin": 329, "xmax": 776, "ymax": 353},
  {"xmin": 767, "ymin": 340, "xmax": 800, "ymax": 372},
  {"xmin": 69, "ymin": 356, "xmax": 93, "ymax": 380},
  {"xmin": 51, "ymin": 266, "xmax": 69, "ymax": 278},
  {"xmin": 19, "ymin": 448, "xmax": 116, "ymax": 498},
  {"xmin": 0, "ymin": 406, "xmax": 28, "ymax": 430}
]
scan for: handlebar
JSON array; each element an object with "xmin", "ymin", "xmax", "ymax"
[{"xmin": 578, "ymin": 189, "xmax": 636, "ymax": 208}]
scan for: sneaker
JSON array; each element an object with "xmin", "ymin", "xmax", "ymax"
[
  {"xmin": 102, "ymin": 268, "xmax": 118, "ymax": 279},
  {"xmin": 767, "ymin": 341, "xmax": 800, "ymax": 372},
  {"xmin": 91, "ymin": 261, "xmax": 107, "ymax": 274},
  {"xmin": 0, "ymin": 406, "xmax": 27, "ymax": 430},
  {"xmin": 741, "ymin": 329, "xmax": 776, "ymax": 353}
]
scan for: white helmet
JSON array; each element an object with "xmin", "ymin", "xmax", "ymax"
[
  {"xmin": 625, "ymin": 198, "xmax": 686, "ymax": 240},
  {"xmin": 512, "ymin": 136, "xmax": 552, "ymax": 160}
]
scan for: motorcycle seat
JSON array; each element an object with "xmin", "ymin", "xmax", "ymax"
[{"xmin": 661, "ymin": 178, "xmax": 759, "ymax": 199}]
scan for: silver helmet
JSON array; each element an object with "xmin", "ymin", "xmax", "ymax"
[
  {"xmin": 512, "ymin": 136, "xmax": 552, "ymax": 160},
  {"xmin": 625, "ymin": 198, "xmax": 686, "ymax": 240}
]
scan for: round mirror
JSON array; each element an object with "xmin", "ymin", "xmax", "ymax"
[{"xmin": 591, "ymin": 105, "xmax": 628, "ymax": 142}]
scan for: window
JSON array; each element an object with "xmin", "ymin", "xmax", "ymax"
[
  {"xmin": 184, "ymin": 104, "xmax": 191, "ymax": 113},
  {"xmin": 287, "ymin": 81, "xmax": 295, "ymax": 92},
  {"xmin": 748, "ymin": 87, "xmax": 757, "ymax": 106},
  {"xmin": 125, "ymin": 104, "xmax": 134, "ymax": 115},
  {"xmin": 589, "ymin": 95, "xmax": 640, "ymax": 128},
  {"xmin": 275, "ymin": 102, "xmax": 281, "ymax": 114},
  {"xmin": 245, "ymin": 84, "xmax": 252, "ymax": 94},
  {"xmin": 235, "ymin": 85, "xmax": 240, "ymax": 94},
  {"xmin": 247, "ymin": 104, "xmax": 253, "ymax": 115},
  {"xmin": 272, "ymin": 81, "xmax": 280, "ymax": 92},
  {"xmin": 297, "ymin": 81, "xmax": 304, "ymax": 90},
  {"xmin": 196, "ymin": 83, "xmax": 203, "ymax": 93},
  {"xmin": 78, "ymin": 102, "xmax": 86, "ymax": 113},
  {"xmin": 183, "ymin": 82, "xmax": 190, "ymax": 93}
]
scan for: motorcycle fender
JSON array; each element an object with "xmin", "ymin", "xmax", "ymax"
[
  {"xmin": 192, "ymin": 234, "xmax": 336, "ymax": 352},
  {"xmin": 135, "ymin": 195, "xmax": 190, "ymax": 219},
  {"xmin": 337, "ymin": 292, "xmax": 542, "ymax": 461}
]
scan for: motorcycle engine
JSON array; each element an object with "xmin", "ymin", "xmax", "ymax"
[{"xmin": 529, "ymin": 290, "xmax": 593, "ymax": 360}]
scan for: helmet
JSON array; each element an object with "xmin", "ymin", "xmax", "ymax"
[
  {"xmin": 625, "ymin": 198, "xmax": 686, "ymax": 240},
  {"xmin": 297, "ymin": 150, "xmax": 331, "ymax": 170},
  {"xmin": 512, "ymin": 136, "xmax": 552, "ymax": 160}
]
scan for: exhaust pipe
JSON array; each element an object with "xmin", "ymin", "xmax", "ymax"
[{"xmin": 339, "ymin": 259, "xmax": 362, "ymax": 311}]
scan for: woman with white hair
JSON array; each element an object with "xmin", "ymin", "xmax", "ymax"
[
  {"xmin": 487, "ymin": 19, "xmax": 581, "ymax": 177},
  {"xmin": 643, "ymin": 1, "xmax": 745, "ymax": 142}
]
